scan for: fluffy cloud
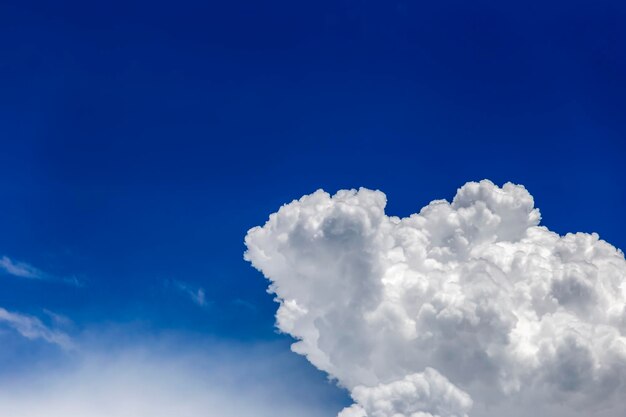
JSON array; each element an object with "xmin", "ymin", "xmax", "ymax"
[
  {"xmin": 340, "ymin": 368, "xmax": 472, "ymax": 417},
  {"xmin": 245, "ymin": 180, "xmax": 626, "ymax": 417}
]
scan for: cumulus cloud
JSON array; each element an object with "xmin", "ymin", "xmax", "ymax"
[
  {"xmin": 245, "ymin": 180, "xmax": 626, "ymax": 417},
  {"xmin": 340, "ymin": 368, "xmax": 472, "ymax": 417}
]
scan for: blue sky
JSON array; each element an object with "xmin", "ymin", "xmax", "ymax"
[{"xmin": 0, "ymin": 1, "xmax": 625, "ymax": 416}]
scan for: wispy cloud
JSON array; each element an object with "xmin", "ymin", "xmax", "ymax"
[
  {"xmin": 171, "ymin": 280, "xmax": 210, "ymax": 308},
  {"xmin": 43, "ymin": 309, "xmax": 74, "ymax": 328},
  {"xmin": 232, "ymin": 298, "xmax": 257, "ymax": 312},
  {"xmin": 0, "ymin": 256, "xmax": 44, "ymax": 279},
  {"xmin": 0, "ymin": 307, "xmax": 73, "ymax": 349},
  {"xmin": 0, "ymin": 255, "xmax": 83, "ymax": 286}
]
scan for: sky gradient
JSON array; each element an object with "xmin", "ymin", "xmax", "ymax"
[{"xmin": 0, "ymin": 1, "xmax": 625, "ymax": 416}]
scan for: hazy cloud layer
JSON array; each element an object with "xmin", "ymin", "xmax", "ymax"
[
  {"xmin": 0, "ymin": 339, "xmax": 343, "ymax": 417},
  {"xmin": 245, "ymin": 180, "xmax": 626, "ymax": 417}
]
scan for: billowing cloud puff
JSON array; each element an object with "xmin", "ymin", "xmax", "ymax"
[
  {"xmin": 339, "ymin": 368, "xmax": 472, "ymax": 417},
  {"xmin": 244, "ymin": 180, "xmax": 626, "ymax": 417}
]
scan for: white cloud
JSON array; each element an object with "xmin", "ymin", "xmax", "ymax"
[
  {"xmin": 245, "ymin": 180, "xmax": 626, "ymax": 417},
  {"xmin": 346, "ymin": 368, "xmax": 472, "ymax": 417},
  {"xmin": 0, "ymin": 256, "xmax": 44, "ymax": 279}
]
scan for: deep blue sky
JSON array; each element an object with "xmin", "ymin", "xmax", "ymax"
[{"xmin": 0, "ymin": 0, "xmax": 624, "ymax": 367}]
